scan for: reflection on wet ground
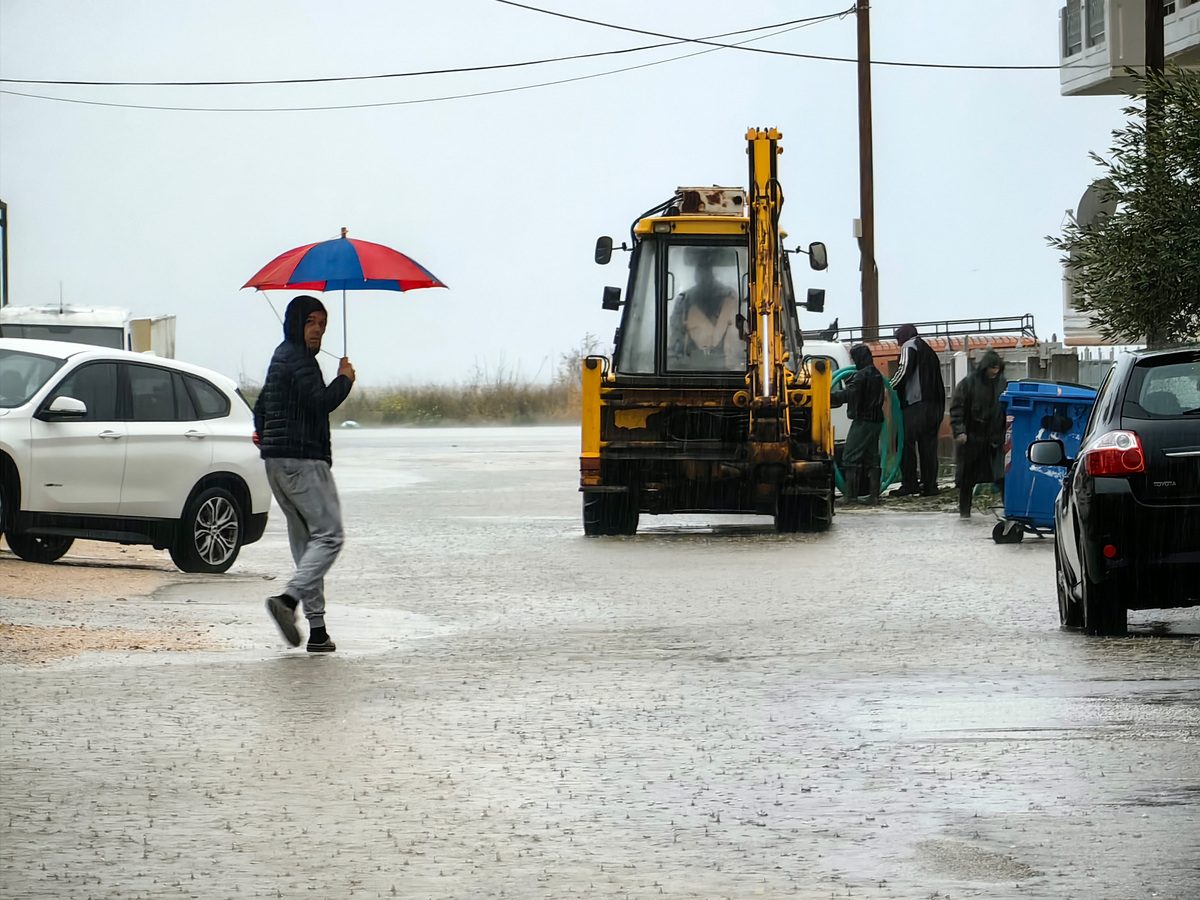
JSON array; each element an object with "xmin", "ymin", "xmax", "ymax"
[{"xmin": 2, "ymin": 426, "xmax": 1197, "ymax": 899}]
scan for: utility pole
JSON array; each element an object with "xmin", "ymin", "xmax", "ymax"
[
  {"xmin": 856, "ymin": 0, "xmax": 878, "ymax": 341},
  {"xmin": 1145, "ymin": 0, "xmax": 1165, "ymax": 75},
  {"xmin": 1145, "ymin": 0, "xmax": 1165, "ymax": 346}
]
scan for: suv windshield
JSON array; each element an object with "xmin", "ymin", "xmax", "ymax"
[{"xmin": 0, "ymin": 349, "xmax": 68, "ymax": 408}]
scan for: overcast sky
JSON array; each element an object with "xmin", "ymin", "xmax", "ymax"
[{"xmin": 0, "ymin": 1, "xmax": 1125, "ymax": 387}]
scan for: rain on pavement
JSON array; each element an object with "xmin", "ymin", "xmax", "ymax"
[{"xmin": 2, "ymin": 425, "xmax": 1198, "ymax": 899}]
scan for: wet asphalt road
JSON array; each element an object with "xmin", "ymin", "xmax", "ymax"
[{"xmin": 2, "ymin": 425, "xmax": 1198, "ymax": 899}]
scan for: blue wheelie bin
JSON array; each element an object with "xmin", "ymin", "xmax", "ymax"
[{"xmin": 994, "ymin": 381, "xmax": 1097, "ymax": 543}]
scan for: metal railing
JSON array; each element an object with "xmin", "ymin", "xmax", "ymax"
[{"xmin": 806, "ymin": 314, "xmax": 1038, "ymax": 345}]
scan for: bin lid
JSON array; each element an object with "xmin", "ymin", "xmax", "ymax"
[{"xmin": 1001, "ymin": 380, "xmax": 1097, "ymax": 402}]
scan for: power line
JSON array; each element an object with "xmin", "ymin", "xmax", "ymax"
[
  {"xmin": 0, "ymin": 6, "xmax": 1109, "ymax": 113},
  {"xmin": 0, "ymin": 10, "xmax": 850, "ymax": 87},
  {"xmin": 0, "ymin": 17, "xmax": 828, "ymax": 113},
  {"xmin": 492, "ymin": 0, "xmax": 1099, "ymax": 71}
]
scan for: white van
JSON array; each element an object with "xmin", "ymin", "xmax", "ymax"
[{"xmin": 800, "ymin": 338, "xmax": 853, "ymax": 445}]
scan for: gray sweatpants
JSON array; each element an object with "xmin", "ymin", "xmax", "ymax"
[{"xmin": 264, "ymin": 458, "xmax": 344, "ymax": 629}]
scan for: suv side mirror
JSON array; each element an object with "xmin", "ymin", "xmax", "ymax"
[
  {"xmin": 595, "ymin": 236, "xmax": 613, "ymax": 265},
  {"xmin": 1028, "ymin": 439, "xmax": 1068, "ymax": 467},
  {"xmin": 804, "ymin": 288, "xmax": 825, "ymax": 313},
  {"xmin": 602, "ymin": 286, "xmax": 622, "ymax": 310},
  {"xmin": 36, "ymin": 395, "xmax": 88, "ymax": 421},
  {"xmin": 808, "ymin": 242, "xmax": 828, "ymax": 271}
]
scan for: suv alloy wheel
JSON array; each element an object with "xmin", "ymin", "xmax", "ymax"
[{"xmin": 169, "ymin": 486, "xmax": 243, "ymax": 574}]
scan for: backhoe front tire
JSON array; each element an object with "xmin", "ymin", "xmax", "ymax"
[
  {"xmin": 583, "ymin": 492, "xmax": 638, "ymax": 536},
  {"xmin": 775, "ymin": 496, "xmax": 805, "ymax": 533},
  {"xmin": 776, "ymin": 486, "xmax": 833, "ymax": 534}
]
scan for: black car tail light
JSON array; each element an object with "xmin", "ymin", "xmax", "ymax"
[{"xmin": 1084, "ymin": 430, "xmax": 1145, "ymax": 477}]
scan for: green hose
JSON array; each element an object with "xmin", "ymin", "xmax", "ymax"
[{"xmin": 830, "ymin": 365, "xmax": 904, "ymax": 497}]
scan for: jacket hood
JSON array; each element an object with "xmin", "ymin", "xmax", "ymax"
[
  {"xmin": 283, "ymin": 295, "xmax": 327, "ymax": 349},
  {"xmin": 849, "ymin": 343, "xmax": 874, "ymax": 369},
  {"xmin": 893, "ymin": 323, "xmax": 917, "ymax": 345},
  {"xmin": 977, "ymin": 348, "xmax": 1005, "ymax": 375}
]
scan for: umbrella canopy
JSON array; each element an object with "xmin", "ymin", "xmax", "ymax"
[
  {"xmin": 243, "ymin": 229, "xmax": 445, "ymax": 356},
  {"xmin": 243, "ymin": 231, "xmax": 445, "ymax": 293}
]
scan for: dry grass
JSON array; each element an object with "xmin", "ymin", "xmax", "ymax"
[{"xmin": 244, "ymin": 338, "xmax": 597, "ymax": 427}]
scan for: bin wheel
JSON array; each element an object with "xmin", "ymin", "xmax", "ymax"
[{"xmin": 992, "ymin": 520, "xmax": 1024, "ymax": 544}]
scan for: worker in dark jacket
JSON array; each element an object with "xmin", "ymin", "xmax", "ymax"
[
  {"xmin": 950, "ymin": 348, "xmax": 1007, "ymax": 518},
  {"xmin": 255, "ymin": 295, "xmax": 355, "ymax": 652},
  {"xmin": 890, "ymin": 323, "xmax": 946, "ymax": 497},
  {"xmin": 830, "ymin": 343, "xmax": 886, "ymax": 505}
]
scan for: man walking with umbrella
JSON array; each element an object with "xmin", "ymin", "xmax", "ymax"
[{"xmin": 256, "ymin": 295, "xmax": 356, "ymax": 652}]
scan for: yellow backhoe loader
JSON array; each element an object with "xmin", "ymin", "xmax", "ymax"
[{"xmin": 581, "ymin": 128, "xmax": 835, "ymax": 534}]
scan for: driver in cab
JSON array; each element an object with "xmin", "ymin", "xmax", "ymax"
[{"xmin": 668, "ymin": 246, "xmax": 742, "ymax": 370}]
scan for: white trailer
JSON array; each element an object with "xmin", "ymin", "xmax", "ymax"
[{"xmin": 0, "ymin": 305, "xmax": 176, "ymax": 358}]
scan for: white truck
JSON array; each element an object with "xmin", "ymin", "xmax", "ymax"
[{"xmin": 0, "ymin": 305, "xmax": 176, "ymax": 358}]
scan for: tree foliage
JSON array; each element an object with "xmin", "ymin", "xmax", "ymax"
[{"xmin": 1049, "ymin": 68, "xmax": 1200, "ymax": 346}]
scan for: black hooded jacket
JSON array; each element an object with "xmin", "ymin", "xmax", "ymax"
[
  {"xmin": 950, "ymin": 348, "xmax": 1007, "ymax": 444},
  {"xmin": 253, "ymin": 296, "xmax": 352, "ymax": 465},
  {"xmin": 950, "ymin": 348, "xmax": 1008, "ymax": 483},
  {"xmin": 830, "ymin": 345, "xmax": 886, "ymax": 423}
]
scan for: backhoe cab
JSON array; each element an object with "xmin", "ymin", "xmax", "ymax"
[{"xmin": 581, "ymin": 128, "xmax": 835, "ymax": 535}]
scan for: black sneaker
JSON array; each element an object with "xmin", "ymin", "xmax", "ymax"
[
  {"xmin": 307, "ymin": 636, "xmax": 337, "ymax": 653},
  {"xmin": 266, "ymin": 595, "xmax": 301, "ymax": 647},
  {"xmin": 890, "ymin": 486, "xmax": 918, "ymax": 497}
]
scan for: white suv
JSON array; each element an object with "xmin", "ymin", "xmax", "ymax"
[{"xmin": 0, "ymin": 338, "xmax": 270, "ymax": 573}]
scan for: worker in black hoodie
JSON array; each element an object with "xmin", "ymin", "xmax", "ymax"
[
  {"xmin": 830, "ymin": 343, "xmax": 886, "ymax": 505},
  {"xmin": 950, "ymin": 348, "xmax": 1008, "ymax": 518},
  {"xmin": 254, "ymin": 295, "xmax": 355, "ymax": 652}
]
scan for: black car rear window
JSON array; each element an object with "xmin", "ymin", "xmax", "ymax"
[{"xmin": 1122, "ymin": 358, "xmax": 1200, "ymax": 418}]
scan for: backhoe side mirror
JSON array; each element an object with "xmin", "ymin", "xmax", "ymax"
[
  {"xmin": 595, "ymin": 236, "xmax": 613, "ymax": 265},
  {"xmin": 805, "ymin": 288, "xmax": 825, "ymax": 313},
  {"xmin": 808, "ymin": 242, "xmax": 828, "ymax": 271},
  {"xmin": 602, "ymin": 286, "xmax": 622, "ymax": 310}
]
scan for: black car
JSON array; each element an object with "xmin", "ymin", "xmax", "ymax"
[{"xmin": 1029, "ymin": 347, "xmax": 1200, "ymax": 635}]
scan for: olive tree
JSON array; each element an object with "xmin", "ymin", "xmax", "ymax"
[{"xmin": 1049, "ymin": 68, "xmax": 1200, "ymax": 347}]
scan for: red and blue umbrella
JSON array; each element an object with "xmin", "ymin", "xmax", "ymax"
[{"xmin": 243, "ymin": 229, "xmax": 446, "ymax": 354}]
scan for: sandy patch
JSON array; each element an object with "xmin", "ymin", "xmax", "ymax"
[
  {"xmin": 0, "ymin": 623, "xmax": 217, "ymax": 663},
  {"xmin": 0, "ymin": 538, "xmax": 211, "ymax": 663}
]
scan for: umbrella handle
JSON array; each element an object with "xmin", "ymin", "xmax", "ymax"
[{"xmin": 342, "ymin": 288, "xmax": 347, "ymax": 358}]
